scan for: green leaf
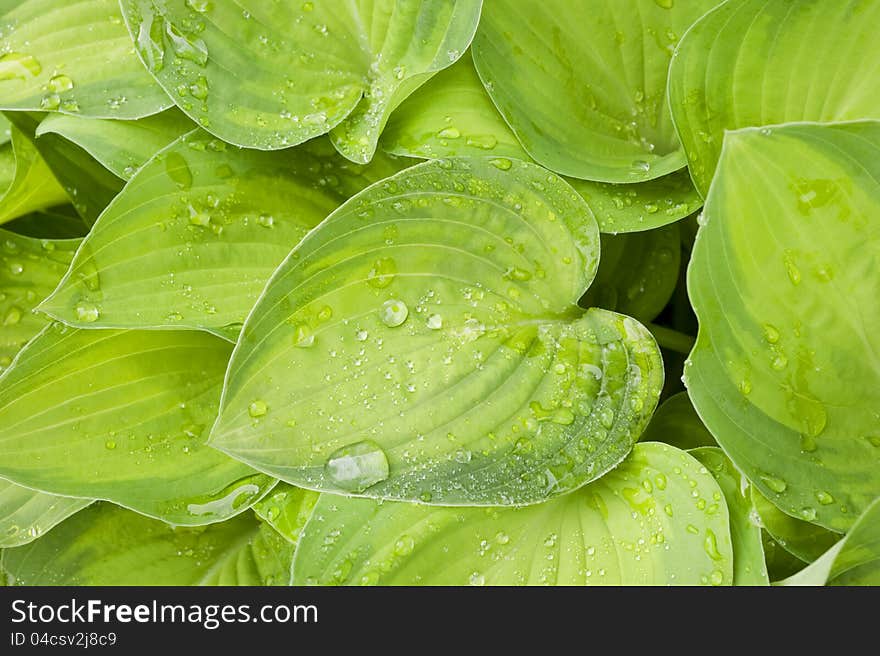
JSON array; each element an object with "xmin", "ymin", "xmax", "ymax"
[
  {"xmin": 292, "ymin": 443, "xmax": 732, "ymax": 585},
  {"xmin": 690, "ymin": 447, "xmax": 768, "ymax": 586},
  {"xmin": 381, "ymin": 56, "xmax": 702, "ymax": 233},
  {"xmin": 0, "ymin": 229, "xmax": 79, "ymax": 372},
  {"xmin": 253, "ymin": 483, "xmax": 319, "ymax": 547},
  {"xmin": 471, "ymin": 0, "xmax": 719, "ymax": 183},
  {"xmin": 36, "ymin": 108, "xmax": 193, "ymax": 180},
  {"xmin": 751, "ymin": 489, "xmax": 839, "ymax": 563},
  {"xmin": 120, "ymin": 0, "xmax": 481, "ymax": 162},
  {"xmin": 0, "ymin": 324, "xmax": 273, "ymax": 525},
  {"xmin": 0, "ymin": 479, "xmax": 90, "ymax": 548},
  {"xmin": 4, "ymin": 207, "xmax": 87, "ymax": 239},
  {"xmin": 0, "ymin": 126, "xmax": 68, "ymax": 224},
  {"xmin": 211, "ymin": 158, "xmax": 663, "ymax": 505},
  {"xmin": 779, "ymin": 498, "xmax": 880, "ymax": 586},
  {"xmin": 578, "ymin": 223, "xmax": 680, "ymax": 324},
  {"xmin": 2, "ymin": 503, "xmax": 293, "ymax": 585},
  {"xmin": 39, "ymin": 130, "xmax": 405, "ymax": 337},
  {"xmin": 6, "ymin": 111, "xmax": 124, "ymax": 224},
  {"xmin": 686, "ymin": 121, "xmax": 880, "ymax": 532},
  {"xmin": 762, "ymin": 530, "xmax": 808, "ymax": 582},
  {"xmin": 668, "ymin": 0, "xmax": 880, "ymax": 195},
  {"xmin": 0, "ymin": 0, "xmax": 171, "ymax": 118},
  {"xmin": 641, "ymin": 392, "xmax": 715, "ymax": 450}
]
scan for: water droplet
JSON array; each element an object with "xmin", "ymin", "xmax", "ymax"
[
  {"xmin": 105, "ymin": 440, "xmax": 116, "ymax": 450},
  {"xmin": 0, "ymin": 52, "xmax": 42, "ymax": 80},
  {"xmin": 703, "ymin": 529, "xmax": 723, "ymax": 560},
  {"xmin": 257, "ymin": 213, "xmax": 274, "ymax": 228},
  {"xmin": 783, "ymin": 251, "xmax": 801, "ymax": 285},
  {"xmin": 709, "ymin": 569, "xmax": 724, "ymax": 586},
  {"xmin": 380, "ymin": 299, "xmax": 408, "ymax": 327},
  {"xmin": 367, "ymin": 257, "xmax": 397, "ymax": 288},
  {"xmin": 632, "ymin": 160, "xmax": 651, "ymax": 173},
  {"xmin": 325, "ymin": 440, "xmax": 390, "ymax": 492},
  {"xmin": 165, "ymin": 152, "xmax": 193, "ymax": 189},
  {"xmin": 453, "ymin": 448, "xmax": 472, "ymax": 464},
  {"xmin": 394, "ymin": 534, "xmax": 415, "ymax": 556},
  {"xmin": 799, "ymin": 507, "xmax": 817, "ymax": 521},
  {"xmin": 815, "ymin": 490, "xmax": 834, "ymax": 505},
  {"xmin": 762, "ymin": 324, "xmax": 780, "ymax": 344},
  {"xmin": 186, "ymin": 0, "xmax": 213, "ymax": 12},
  {"xmin": 165, "ymin": 21, "xmax": 209, "ymax": 66},
  {"xmin": 75, "ymin": 302, "xmax": 99, "ymax": 323},
  {"xmin": 248, "ymin": 399, "xmax": 268, "ymax": 417},
  {"xmin": 426, "ymin": 314, "xmax": 443, "ymax": 330},
  {"xmin": 292, "ymin": 324, "xmax": 314, "ymax": 348},
  {"xmin": 437, "ymin": 127, "xmax": 460, "ymax": 139},
  {"xmin": 468, "ymin": 571, "xmax": 485, "ymax": 586},
  {"xmin": 40, "ymin": 93, "xmax": 60, "ymax": 109},
  {"xmin": 489, "ymin": 158, "xmax": 512, "ymax": 170},
  {"xmin": 3, "ymin": 306, "xmax": 22, "ymax": 326},
  {"xmin": 760, "ymin": 475, "xmax": 787, "ymax": 494}
]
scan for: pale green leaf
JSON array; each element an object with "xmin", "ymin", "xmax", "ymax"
[
  {"xmin": 471, "ymin": 0, "xmax": 719, "ymax": 183},
  {"xmin": 686, "ymin": 121, "xmax": 880, "ymax": 532},
  {"xmin": 641, "ymin": 392, "xmax": 715, "ymax": 450},
  {"xmin": 669, "ymin": 0, "xmax": 880, "ymax": 195},
  {"xmin": 690, "ymin": 447, "xmax": 768, "ymax": 586},
  {"xmin": 253, "ymin": 483, "xmax": 319, "ymax": 547},
  {"xmin": 0, "ymin": 325, "xmax": 273, "ymax": 525},
  {"xmin": 779, "ymin": 498, "xmax": 880, "ymax": 586},
  {"xmin": 2, "ymin": 503, "xmax": 293, "ymax": 585},
  {"xmin": 36, "ymin": 108, "xmax": 193, "ymax": 180},
  {"xmin": 120, "ymin": 0, "xmax": 481, "ymax": 162},
  {"xmin": 292, "ymin": 443, "xmax": 733, "ymax": 585},
  {"xmin": 39, "ymin": 130, "xmax": 405, "ymax": 337},
  {"xmin": 751, "ymin": 489, "xmax": 839, "ymax": 563},
  {"xmin": 381, "ymin": 56, "xmax": 702, "ymax": 233},
  {"xmin": 0, "ymin": 126, "xmax": 68, "ymax": 224},
  {"xmin": 578, "ymin": 223, "xmax": 680, "ymax": 324},
  {"xmin": 0, "ymin": 229, "xmax": 79, "ymax": 372},
  {"xmin": 0, "ymin": 479, "xmax": 90, "ymax": 548},
  {"xmin": 211, "ymin": 158, "xmax": 663, "ymax": 505},
  {"xmin": 0, "ymin": 0, "xmax": 171, "ymax": 118}
]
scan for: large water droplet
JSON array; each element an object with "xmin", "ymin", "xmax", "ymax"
[
  {"xmin": 75, "ymin": 301, "xmax": 99, "ymax": 323},
  {"xmin": 248, "ymin": 399, "xmax": 268, "ymax": 417},
  {"xmin": 379, "ymin": 299, "xmax": 408, "ymax": 327},
  {"xmin": 367, "ymin": 257, "xmax": 397, "ymax": 289},
  {"xmin": 325, "ymin": 440, "xmax": 390, "ymax": 492}
]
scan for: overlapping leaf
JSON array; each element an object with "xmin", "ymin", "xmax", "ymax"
[
  {"xmin": 0, "ymin": 480, "xmax": 90, "ymax": 548},
  {"xmin": 212, "ymin": 158, "xmax": 663, "ymax": 505},
  {"xmin": 641, "ymin": 392, "xmax": 715, "ymax": 450},
  {"xmin": 751, "ymin": 490, "xmax": 838, "ymax": 563},
  {"xmin": 472, "ymin": 0, "xmax": 719, "ymax": 183},
  {"xmin": 0, "ymin": 0, "xmax": 171, "ymax": 118},
  {"xmin": 2, "ymin": 503, "xmax": 292, "ymax": 585},
  {"xmin": 40, "ymin": 130, "xmax": 404, "ymax": 338},
  {"xmin": 669, "ymin": 0, "xmax": 880, "ymax": 195},
  {"xmin": 0, "ymin": 325, "xmax": 273, "ymax": 525},
  {"xmin": 120, "ymin": 0, "xmax": 481, "ymax": 162},
  {"xmin": 292, "ymin": 443, "xmax": 732, "ymax": 585},
  {"xmin": 0, "ymin": 125, "xmax": 68, "ymax": 224},
  {"xmin": 686, "ymin": 121, "xmax": 880, "ymax": 532}
]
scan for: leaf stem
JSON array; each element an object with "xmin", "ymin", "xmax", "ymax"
[{"xmin": 646, "ymin": 323, "xmax": 695, "ymax": 355}]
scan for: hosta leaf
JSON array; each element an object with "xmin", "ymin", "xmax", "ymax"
[
  {"xmin": 4, "ymin": 207, "xmax": 88, "ymax": 240},
  {"xmin": 292, "ymin": 443, "xmax": 732, "ymax": 585},
  {"xmin": 641, "ymin": 392, "xmax": 715, "ymax": 450},
  {"xmin": 779, "ymin": 498, "xmax": 880, "ymax": 586},
  {"xmin": 253, "ymin": 483, "xmax": 319, "ymax": 547},
  {"xmin": 578, "ymin": 223, "xmax": 680, "ymax": 324},
  {"xmin": 751, "ymin": 489, "xmax": 839, "ymax": 563},
  {"xmin": 669, "ymin": 0, "xmax": 880, "ymax": 195},
  {"xmin": 382, "ymin": 56, "xmax": 702, "ymax": 233},
  {"xmin": 471, "ymin": 0, "xmax": 718, "ymax": 183},
  {"xmin": 211, "ymin": 158, "xmax": 663, "ymax": 505},
  {"xmin": 690, "ymin": 447, "xmax": 768, "ymax": 586},
  {"xmin": 120, "ymin": 0, "xmax": 481, "ymax": 162},
  {"xmin": 2, "ymin": 503, "xmax": 293, "ymax": 585},
  {"xmin": 0, "ymin": 229, "xmax": 79, "ymax": 373},
  {"xmin": 39, "ymin": 130, "xmax": 405, "ymax": 338},
  {"xmin": 36, "ymin": 108, "xmax": 193, "ymax": 180},
  {"xmin": 0, "ymin": 126, "xmax": 68, "ymax": 224},
  {"xmin": 686, "ymin": 121, "xmax": 880, "ymax": 532},
  {"xmin": 6, "ymin": 111, "xmax": 123, "ymax": 223},
  {"xmin": 0, "ymin": 325, "xmax": 273, "ymax": 525},
  {"xmin": 0, "ymin": 479, "xmax": 90, "ymax": 548},
  {"xmin": 0, "ymin": 0, "xmax": 171, "ymax": 118},
  {"xmin": 762, "ymin": 531, "xmax": 807, "ymax": 582}
]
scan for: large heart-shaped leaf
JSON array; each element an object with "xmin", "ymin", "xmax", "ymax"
[
  {"xmin": 6, "ymin": 111, "xmax": 123, "ymax": 224},
  {"xmin": 0, "ymin": 229, "xmax": 79, "ymax": 372},
  {"xmin": 120, "ymin": 0, "xmax": 481, "ymax": 162},
  {"xmin": 686, "ymin": 121, "xmax": 880, "ymax": 532},
  {"xmin": 36, "ymin": 108, "xmax": 193, "ymax": 180},
  {"xmin": 0, "ymin": 0, "xmax": 171, "ymax": 118},
  {"xmin": 381, "ymin": 56, "xmax": 703, "ymax": 233},
  {"xmin": 211, "ymin": 158, "xmax": 663, "ymax": 505},
  {"xmin": 0, "ymin": 125, "xmax": 68, "ymax": 225},
  {"xmin": 471, "ymin": 0, "xmax": 719, "ymax": 183},
  {"xmin": 292, "ymin": 443, "xmax": 732, "ymax": 585},
  {"xmin": 39, "ymin": 130, "xmax": 405, "ymax": 338},
  {"xmin": 668, "ymin": 0, "xmax": 880, "ymax": 195},
  {"xmin": 578, "ymin": 223, "xmax": 680, "ymax": 324},
  {"xmin": 779, "ymin": 498, "xmax": 880, "ymax": 586},
  {"xmin": 2, "ymin": 503, "xmax": 292, "ymax": 585},
  {"xmin": 690, "ymin": 447, "xmax": 767, "ymax": 586},
  {"xmin": 0, "ymin": 324, "xmax": 273, "ymax": 525},
  {"xmin": 751, "ymin": 489, "xmax": 839, "ymax": 563},
  {"xmin": 0, "ymin": 479, "xmax": 90, "ymax": 548}
]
